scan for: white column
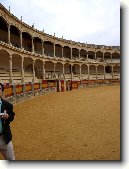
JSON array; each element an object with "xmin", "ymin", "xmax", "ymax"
[
  {"xmin": 79, "ymin": 65, "xmax": 82, "ymax": 80},
  {"xmin": 32, "ymin": 60, "xmax": 35, "ymax": 82},
  {"xmin": 96, "ymin": 65, "xmax": 98, "ymax": 79},
  {"xmin": 9, "ymin": 54, "xmax": 13, "ymax": 83},
  {"xmin": 112, "ymin": 65, "xmax": 114, "ymax": 78},
  {"xmin": 21, "ymin": 57, "xmax": 24, "ymax": 83},
  {"xmin": 32, "ymin": 37, "xmax": 34, "ymax": 52},
  {"xmin": 88, "ymin": 65, "xmax": 90, "ymax": 80},
  {"xmin": 62, "ymin": 46, "xmax": 63, "ymax": 58},
  {"xmin": 54, "ymin": 43, "xmax": 55, "ymax": 57},
  {"xmin": 8, "ymin": 24, "xmax": 10, "ymax": 44},
  {"xmin": 71, "ymin": 65, "xmax": 73, "ymax": 81},
  {"xmin": 104, "ymin": 65, "xmax": 106, "ymax": 79},
  {"xmin": 42, "ymin": 62, "xmax": 45, "ymax": 80},
  {"xmin": 42, "ymin": 40, "xmax": 44, "ymax": 55},
  {"xmin": 103, "ymin": 52, "xmax": 105, "ymax": 61},
  {"xmin": 54, "ymin": 63, "xmax": 56, "ymax": 78},
  {"xmin": 95, "ymin": 52, "xmax": 96, "ymax": 60},
  {"xmin": 87, "ymin": 53, "xmax": 88, "ymax": 60},
  {"xmin": 111, "ymin": 53, "xmax": 112, "ymax": 62},
  {"xmin": 62, "ymin": 64, "xmax": 65, "ymax": 78},
  {"xmin": 20, "ymin": 31, "xmax": 22, "ymax": 49},
  {"xmin": 71, "ymin": 48, "xmax": 72, "ymax": 60},
  {"xmin": 79, "ymin": 50, "xmax": 80, "ymax": 59}
]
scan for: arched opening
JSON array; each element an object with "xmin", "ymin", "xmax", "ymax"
[
  {"xmin": 33, "ymin": 37, "xmax": 42, "ymax": 54},
  {"xmin": 80, "ymin": 49, "xmax": 87, "ymax": 60},
  {"xmin": 44, "ymin": 41, "xmax": 54, "ymax": 57},
  {"xmin": 10, "ymin": 25, "xmax": 20, "ymax": 48},
  {"xmin": 72, "ymin": 48, "xmax": 79, "ymax": 60},
  {"xmin": 22, "ymin": 32, "xmax": 32, "ymax": 52},
  {"xmin": 0, "ymin": 49, "xmax": 10, "ymax": 83},
  {"xmin": 88, "ymin": 51, "xmax": 95, "ymax": 60},
  {"xmin": 55, "ymin": 44, "xmax": 62, "ymax": 58},
  {"xmin": 0, "ymin": 16, "xmax": 8, "ymax": 43},
  {"xmin": 63, "ymin": 46, "xmax": 71, "ymax": 59},
  {"xmin": 104, "ymin": 52, "xmax": 111, "ymax": 60},
  {"xmin": 96, "ymin": 51, "xmax": 103, "ymax": 61}
]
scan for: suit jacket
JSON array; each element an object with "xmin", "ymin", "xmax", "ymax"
[{"xmin": 1, "ymin": 99, "xmax": 15, "ymax": 144}]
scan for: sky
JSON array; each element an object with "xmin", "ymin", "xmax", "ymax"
[{"xmin": 0, "ymin": 0, "xmax": 120, "ymax": 46}]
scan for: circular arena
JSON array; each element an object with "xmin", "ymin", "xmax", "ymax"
[
  {"xmin": 0, "ymin": 85, "xmax": 120, "ymax": 160},
  {"xmin": 0, "ymin": 3, "xmax": 120, "ymax": 160}
]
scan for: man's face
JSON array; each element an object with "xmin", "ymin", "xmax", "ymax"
[{"xmin": 0, "ymin": 85, "xmax": 3, "ymax": 98}]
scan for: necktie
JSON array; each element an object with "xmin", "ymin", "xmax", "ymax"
[{"xmin": 0, "ymin": 101, "xmax": 3, "ymax": 134}]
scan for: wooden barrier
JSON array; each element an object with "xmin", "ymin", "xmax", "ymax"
[
  {"xmin": 61, "ymin": 80, "xmax": 65, "ymax": 92},
  {"xmin": 4, "ymin": 85, "xmax": 13, "ymax": 98},
  {"xmin": 82, "ymin": 80, "xmax": 89, "ymax": 85},
  {"xmin": 25, "ymin": 83, "xmax": 32, "ymax": 92},
  {"xmin": 34, "ymin": 83, "xmax": 40, "ymax": 90},
  {"xmin": 71, "ymin": 81, "xmax": 78, "ymax": 90},
  {"xmin": 16, "ymin": 84, "xmax": 23, "ymax": 94},
  {"xmin": 42, "ymin": 80, "xmax": 49, "ymax": 88},
  {"xmin": 89, "ymin": 80, "xmax": 96, "ymax": 86}
]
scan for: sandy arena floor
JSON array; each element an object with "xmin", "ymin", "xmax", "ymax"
[{"xmin": 0, "ymin": 85, "xmax": 120, "ymax": 160}]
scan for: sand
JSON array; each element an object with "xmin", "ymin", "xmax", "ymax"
[{"xmin": 0, "ymin": 85, "xmax": 120, "ymax": 160}]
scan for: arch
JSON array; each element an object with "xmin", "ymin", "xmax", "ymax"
[
  {"xmin": 89, "ymin": 65, "xmax": 96, "ymax": 79},
  {"xmin": 112, "ymin": 52, "xmax": 120, "ymax": 59},
  {"xmin": 0, "ymin": 49, "xmax": 10, "ymax": 83},
  {"xmin": 0, "ymin": 16, "xmax": 8, "ymax": 43},
  {"xmin": 33, "ymin": 37, "xmax": 42, "ymax": 54},
  {"xmin": 97, "ymin": 65, "xmax": 104, "ymax": 79},
  {"xmin": 96, "ymin": 51, "xmax": 103, "ymax": 61},
  {"xmin": 80, "ymin": 49, "xmax": 87, "ymax": 60},
  {"xmin": 104, "ymin": 52, "xmax": 111, "ymax": 60},
  {"xmin": 88, "ymin": 51, "xmax": 95, "ymax": 60},
  {"xmin": 55, "ymin": 44, "xmax": 62, "ymax": 58},
  {"xmin": 72, "ymin": 48, "xmax": 79, "ymax": 59},
  {"xmin": 63, "ymin": 46, "xmax": 71, "ymax": 59},
  {"xmin": 44, "ymin": 41, "xmax": 54, "ymax": 57},
  {"xmin": 10, "ymin": 25, "xmax": 20, "ymax": 48},
  {"xmin": 22, "ymin": 32, "xmax": 32, "ymax": 52}
]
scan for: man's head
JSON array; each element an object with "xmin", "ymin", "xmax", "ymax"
[{"xmin": 0, "ymin": 83, "xmax": 4, "ymax": 98}]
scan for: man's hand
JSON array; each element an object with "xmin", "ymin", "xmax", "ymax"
[{"xmin": 2, "ymin": 113, "xmax": 9, "ymax": 119}]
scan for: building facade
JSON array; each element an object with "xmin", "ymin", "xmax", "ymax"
[{"xmin": 0, "ymin": 3, "xmax": 120, "ymax": 87}]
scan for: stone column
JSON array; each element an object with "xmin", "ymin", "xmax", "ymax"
[
  {"xmin": 79, "ymin": 65, "xmax": 82, "ymax": 80},
  {"xmin": 8, "ymin": 24, "xmax": 10, "ymax": 44},
  {"xmin": 87, "ymin": 53, "xmax": 88, "ymax": 60},
  {"xmin": 32, "ymin": 60, "xmax": 35, "ymax": 82},
  {"xmin": 21, "ymin": 57, "xmax": 24, "ymax": 83},
  {"xmin": 42, "ymin": 62, "xmax": 45, "ymax": 80},
  {"xmin": 71, "ymin": 48, "xmax": 72, "ymax": 60},
  {"xmin": 62, "ymin": 64, "xmax": 65, "ymax": 78},
  {"xmin": 62, "ymin": 46, "xmax": 63, "ymax": 58},
  {"xmin": 53, "ymin": 43, "xmax": 55, "ymax": 57},
  {"xmin": 104, "ymin": 65, "xmax": 106, "ymax": 79},
  {"xmin": 42, "ymin": 40, "xmax": 44, "ymax": 55},
  {"xmin": 95, "ymin": 65, "xmax": 98, "ymax": 79},
  {"xmin": 95, "ymin": 52, "xmax": 96, "ymax": 60},
  {"xmin": 111, "ymin": 53, "xmax": 112, "ymax": 62},
  {"xmin": 79, "ymin": 50, "xmax": 80, "ymax": 59},
  {"xmin": 103, "ymin": 52, "xmax": 105, "ymax": 61},
  {"xmin": 20, "ymin": 31, "xmax": 22, "ymax": 49},
  {"xmin": 32, "ymin": 37, "xmax": 34, "ymax": 52},
  {"xmin": 9, "ymin": 54, "xmax": 13, "ymax": 84},
  {"xmin": 88, "ymin": 65, "xmax": 90, "ymax": 80},
  {"xmin": 71, "ymin": 65, "xmax": 73, "ymax": 81},
  {"xmin": 112, "ymin": 65, "xmax": 114, "ymax": 79},
  {"xmin": 53, "ymin": 63, "xmax": 56, "ymax": 78}
]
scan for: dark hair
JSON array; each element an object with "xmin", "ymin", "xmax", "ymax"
[{"xmin": 0, "ymin": 83, "xmax": 4, "ymax": 92}]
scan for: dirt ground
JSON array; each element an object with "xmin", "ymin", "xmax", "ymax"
[{"xmin": 0, "ymin": 85, "xmax": 120, "ymax": 160}]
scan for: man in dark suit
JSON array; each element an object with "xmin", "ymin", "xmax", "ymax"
[{"xmin": 0, "ymin": 83, "xmax": 15, "ymax": 160}]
